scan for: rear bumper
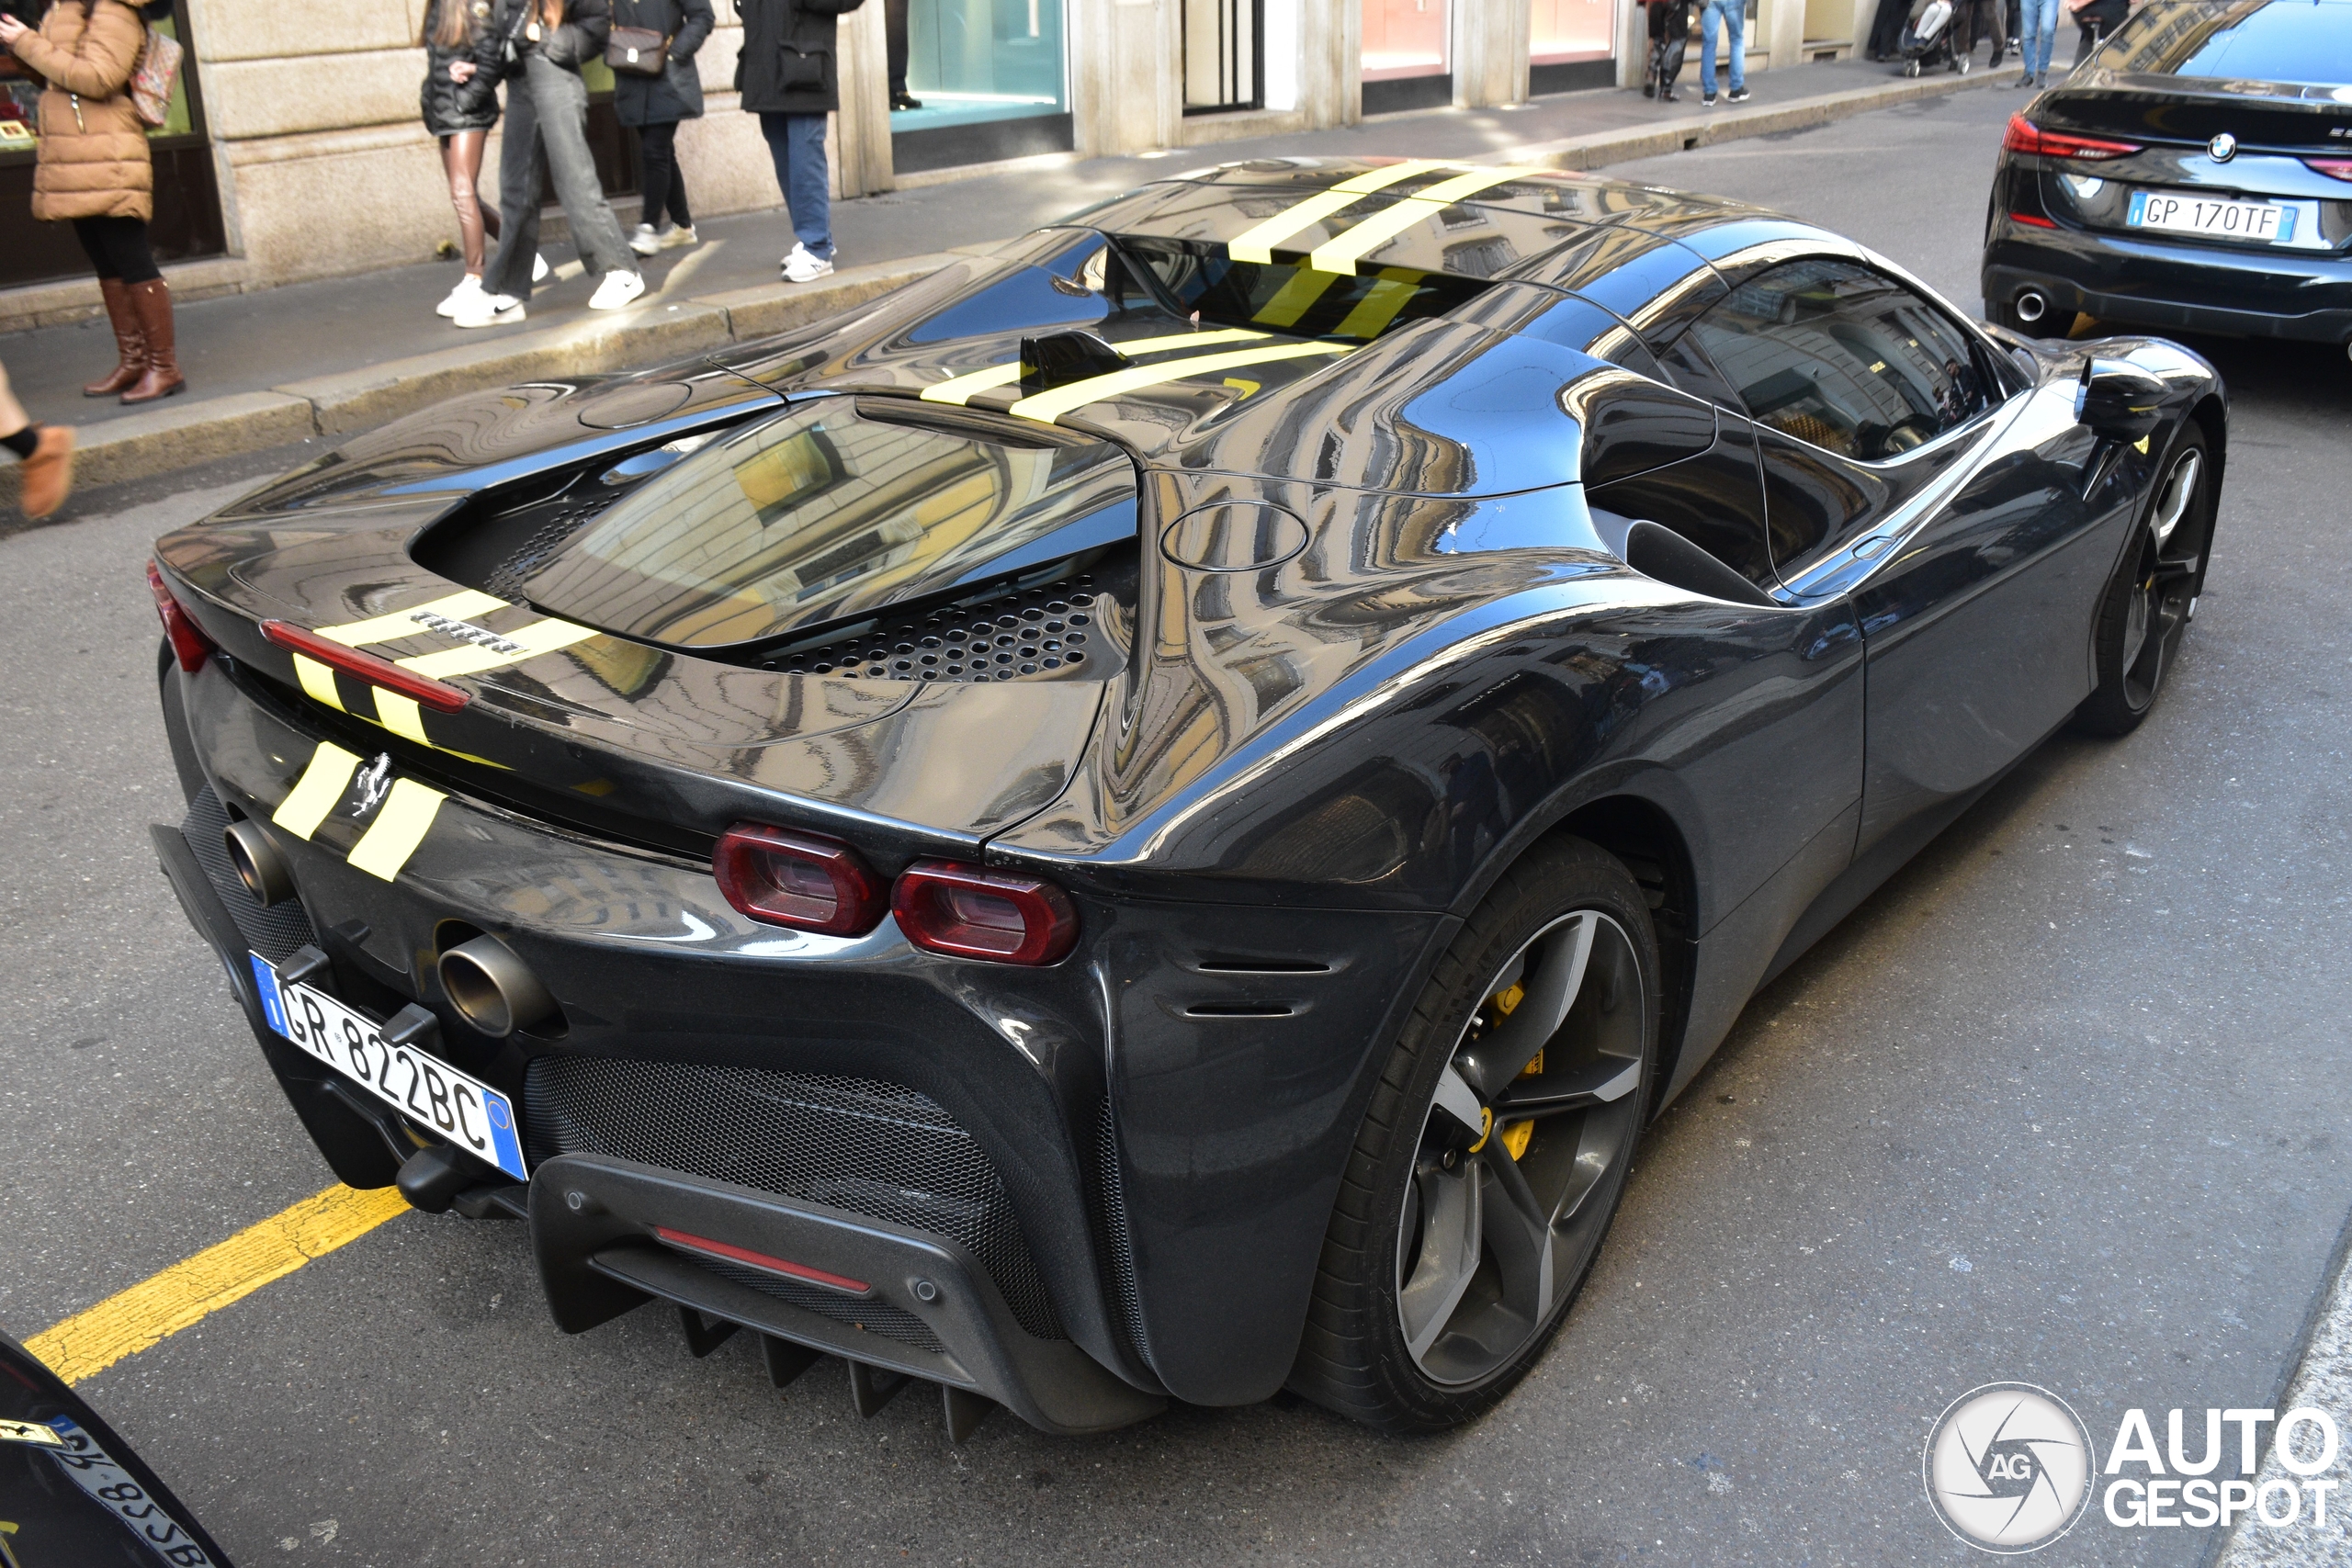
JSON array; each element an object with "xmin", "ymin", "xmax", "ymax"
[{"xmin": 1984, "ymin": 224, "xmax": 2352, "ymax": 344}]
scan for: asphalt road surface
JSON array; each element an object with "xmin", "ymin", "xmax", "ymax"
[{"xmin": 7, "ymin": 84, "xmax": 2351, "ymax": 1566}]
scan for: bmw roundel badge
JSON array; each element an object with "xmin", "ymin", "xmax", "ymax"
[{"xmin": 2208, "ymin": 131, "xmax": 2237, "ymax": 161}]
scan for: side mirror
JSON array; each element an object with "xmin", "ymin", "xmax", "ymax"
[{"xmin": 2075, "ymin": 359, "xmax": 2165, "ymax": 442}]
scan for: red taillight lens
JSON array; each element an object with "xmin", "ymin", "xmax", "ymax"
[
  {"xmin": 2004, "ymin": 115, "xmax": 2141, "ymax": 162},
  {"xmin": 147, "ymin": 560, "xmax": 217, "ymax": 672},
  {"xmin": 260, "ymin": 619, "xmax": 472, "ymax": 713},
  {"xmin": 891, "ymin": 860, "xmax": 1078, "ymax": 966},
  {"xmin": 713, "ymin": 823, "xmax": 887, "ymax": 935},
  {"xmin": 2308, "ymin": 157, "xmax": 2352, "ymax": 182}
]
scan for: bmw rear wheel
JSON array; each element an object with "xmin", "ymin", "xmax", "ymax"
[
  {"xmin": 2076, "ymin": 424, "xmax": 2213, "ymax": 737},
  {"xmin": 1290, "ymin": 837, "xmax": 1657, "ymax": 1431}
]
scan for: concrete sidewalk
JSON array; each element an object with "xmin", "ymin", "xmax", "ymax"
[{"xmin": 0, "ymin": 53, "xmax": 2022, "ymax": 512}]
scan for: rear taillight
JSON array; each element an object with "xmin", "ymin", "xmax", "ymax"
[
  {"xmin": 2004, "ymin": 115, "xmax": 2141, "ymax": 162},
  {"xmin": 713, "ymin": 823, "xmax": 887, "ymax": 935},
  {"xmin": 2308, "ymin": 157, "xmax": 2352, "ymax": 182},
  {"xmin": 147, "ymin": 560, "xmax": 217, "ymax": 672},
  {"xmin": 261, "ymin": 619, "xmax": 471, "ymax": 713},
  {"xmin": 892, "ymin": 861, "xmax": 1078, "ymax": 966}
]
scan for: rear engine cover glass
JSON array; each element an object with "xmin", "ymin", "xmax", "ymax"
[{"xmin": 515, "ymin": 398, "xmax": 1136, "ymax": 650}]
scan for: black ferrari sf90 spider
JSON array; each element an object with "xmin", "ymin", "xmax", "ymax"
[{"xmin": 148, "ymin": 157, "xmax": 2224, "ymax": 1438}]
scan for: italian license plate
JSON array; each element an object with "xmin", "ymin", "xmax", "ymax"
[
  {"xmin": 2127, "ymin": 189, "xmax": 2296, "ymax": 243},
  {"xmin": 250, "ymin": 953, "xmax": 529, "ymax": 1181}
]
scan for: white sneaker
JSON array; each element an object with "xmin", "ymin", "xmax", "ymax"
[
  {"xmin": 587, "ymin": 270, "xmax": 647, "ymax": 310},
  {"xmin": 660, "ymin": 223, "xmax": 698, "ymax": 251},
  {"xmin": 452, "ymin": 291, "xmax": 526, "ymax": 329},
  {"xmin": 782, "ymin": 243, "xmax": 834, "ymax": 284},
  {"xmin": 532, "ymin": 252, "xmax": 550, "ymax": 284},
  {"xmin": 628, "ymin": 222, "xmax": 662, "ymax": 257},
  {"xmin": 435, "ymin": 274, "xmax": 485, "ymax": 319}
]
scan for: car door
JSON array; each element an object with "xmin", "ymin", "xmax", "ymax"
[{"xmin": 1679, "ymin": 256, "xmax": 2117, "ymax": 855}]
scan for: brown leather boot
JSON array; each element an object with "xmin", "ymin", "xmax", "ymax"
[
  {"xmin": 119, "ymin": 280, "xmax": 186, "ymax": 405},
  {"xmin": 17, "ymin": 425, "xmax": 76, "ymax": 521},
  {"xmin": 83, "ymin": 277, "xmax": 145, "ymax": 398}
]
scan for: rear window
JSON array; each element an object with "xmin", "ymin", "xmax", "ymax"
[
  {"xmin": 1104, "ymin": 236, "xmax": 1490, "ymax": 341},
  {"xmin": 2106, "ymin": 0, "xmax": 2352, "ymax": 86},
  {"xmin": 514, "ymin": 398, "xmax": 1136, "ymax": 650}
]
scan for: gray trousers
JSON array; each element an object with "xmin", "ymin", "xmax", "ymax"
[{"xmin": 484, "ymin": 53, "xmax": 637, "ymax": 299}]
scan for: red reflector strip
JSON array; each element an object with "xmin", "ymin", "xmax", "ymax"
[
  {"xmin": 2308, "ymin": 157, "xmax": 2352, "ymax": 183},
  {"xmin": 2009, "ymin": 212, "xmax": 2059, "ymax": 229},
  {"xmin": 262, "ymin": 619, "xmax": 471, "ymax": 714},
  {"xmin": 653, "ymin": 1227, "xmax": 873, "ymax": 1296}
]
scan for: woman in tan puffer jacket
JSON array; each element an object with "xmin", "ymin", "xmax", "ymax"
[{"xmin": 0, "ymin": 0, "xmax": 185, "ymax": 403}]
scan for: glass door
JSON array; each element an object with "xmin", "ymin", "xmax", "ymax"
[
  {"xmin": 892, "ymin": 0, "xmax": 1074, "ymax": 173},
  {"xmin": 1184, "ymin": 0, "xmax": 1261, "ymax": 113},
  {"xmin": 1531, "ymin": 0, "xmax": 1617, "ymax": 94},
  {"xmin": 1362, "ymin": 0, "xmax": 1451, "ymax": 115}
]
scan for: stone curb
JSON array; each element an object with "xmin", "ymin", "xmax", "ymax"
[{"xmin": 4, "ymin": 66, "xmax": 2018, "ymax": 514}]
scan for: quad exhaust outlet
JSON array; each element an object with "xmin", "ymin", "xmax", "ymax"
[
  {"xmin": 437, "ymin": 933, "xmax": 557, "ymax": 1037},
  {"xmin": 223, "ymin": 819, "xmax": 295, "ymax": 907}
]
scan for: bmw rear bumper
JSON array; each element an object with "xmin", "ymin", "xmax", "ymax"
[{"xmin": 1984, "ymin": 223, "xmax": 2352, "ymax": 344}]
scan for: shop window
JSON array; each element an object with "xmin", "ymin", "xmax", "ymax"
[
  {"xmin": 1184, "ymin": 0, "xmax": 1261, "ymax": 113},
  {"xmin": 1, "ymin": 0, "xmax": 225, "ymax": 289},
  {"xmin": 1362, "ymin": 0, "xmax": 1450, "ymax": 116},
  {"xmin": 892, "ymin": 0, "xmax": 1074, "ymax": 175},
  {"xmin": 1530, "ymin": 0, "xmax": 1615, "ymax": 94}
]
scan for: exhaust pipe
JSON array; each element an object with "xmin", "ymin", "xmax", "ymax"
[
  {"xmin": 223, "ymin": 819, "xmax": 296, "ymax": 907},
  {"xmin": 2014, "ymin": 288, "xmax": 2051, "ymax": 326},
  {"xmin": 437, "ymin": 934, "xmax": 557, "ymax": 1037}
]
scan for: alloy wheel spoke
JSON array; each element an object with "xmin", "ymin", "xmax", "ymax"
[
  {"xmin": 1398, "ymin": 1157, "xmax": 1482, "ymax": 1360},
  {"xmin": 1479, "ymin": 1144, "xmax": 1557, "ymax": 1326},
  {"xmin": 1456, "ymin": 912, "xmax": 1596, "ymax": 1100}
]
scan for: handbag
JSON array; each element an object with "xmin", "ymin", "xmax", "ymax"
[
  {"xmin": 606, "ymin": 25, "xmax": 671, "ymax": 76},
  {"xmin": 127, "ymin": 23, "xmax": 183, "ymax": 129}
]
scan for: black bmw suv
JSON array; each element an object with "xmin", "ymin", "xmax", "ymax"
[{"xmin": 1983, "ymin": 0, "xmax": 2352, "ymax": 355}]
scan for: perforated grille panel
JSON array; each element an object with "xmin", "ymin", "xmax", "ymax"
[
  {"xmin": 182, "ymin": 786, "xmax": 320, "ymax": 964},
  {"xmin": 526, "ymin": 1056, "xmax": 1063, "ymax": 1340},
  {"xmin": 1097, "ymin": 1096, "xmax": 1153, "ymax": 1371},
  {"xmin": 483, "ymin": 502, "xmax": 606, "ymax": 603},
  {"xmin": 765, "ymin": 578, "xmax": 1106, "ymax": 684}
]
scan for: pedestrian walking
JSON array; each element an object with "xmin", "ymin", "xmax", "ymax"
[
  {"xmin": 458, "ymin": 0, "xmax": 645, "ymax": 328},
  {"xmin": 1640, "ymin": 0, "xmax": 1691, "ymax": 102},
  {"xmin": 2065, "ymin": 0, "xmax": 2126, "ymax": 73},
  {"xmin": 737, "ymin": 0, "xmax": 868, "ymax": 284},
  {"xmin": 1960, "ymin": 0, "xmax": 2007, "ymax": 68},
  {"xmin": 1866, "ymin": 0, "xmax": 1909, "ymax": 60},
  {"xmin": 2016, "ymin": 0, "xmax": 2064, "ymax": 83},
  {"xmin": 885, "ymin": 0, "xmax": 918, "ymax": 109},
  {"xmin": 1697, "ymin": 0, "xmax": 1749, "ymax": 106},
  {"xmin": 0, "ymin": 358, "xmax": 74, "ymax": 521},
  {"xmin": 1, "ymin": 0, "xmax": 184, "ymax": 403},
  {"xmin": 613, "ymin": 0, "xmax": 713, "ymax": 257},
  {"xmin": 420, "ymin": 0, "xmax": 521, "ymax": 321}
]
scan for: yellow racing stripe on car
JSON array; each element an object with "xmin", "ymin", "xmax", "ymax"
[
  {"xmin": 1333, "ymin": 269, "xmax": 1425, "ymax": 339},
  {"xmin": 345, "ymin": 778, "xmax": 447, "ymax": 881},
  {"xmin": 1004, "ymin": 341, "xmax": 1352, "ymax": 424},
  {"xmin": 1226, "ymin": 160, "xmax": 1455, "ymax": 265},
  {"xmin": 393, "ymin": 615, "xmax": 599, "ymax": 680},
  {"xmin": 270, "ymin": 741, "xmax": 362, "ymax": 841},
  {"xmin": 372, "ymin": 689, "xmax": 430, "ymax": 747},
  {"xmin": 291, "ymin": 653, "xmax": 345, "ymax": 712},
  {"xmin": 312, "ymin": 589, "xmax": 508, "ymax": 649},
  {"xmin": 918, "ymin": 328, "xmax": 1272, "ymax": 406},
  {"xmin": 1307, "ymin": 165, "xmax": 1547, "ymax": 276},
  {"xmin": 1251, "ymin": 267, "xmax": 1342, "ymax": 328}
]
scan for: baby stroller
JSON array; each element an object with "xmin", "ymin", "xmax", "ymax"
[
  {"xmin": 1898, "ymin": 0, "xmax": 1967, "ymax": 74},
  {"xmin": 1644, "ymin": 0, "xmax": 1694, "ymax": 101}
]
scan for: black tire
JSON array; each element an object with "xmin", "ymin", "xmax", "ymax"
[
  {"xmin": 2075, "ymin": 423, "xmax": 2213, "ymax": 737},
  {"xmin": 1288, "ymin": 836, "xmax": 1658, "ymax": 1432}
]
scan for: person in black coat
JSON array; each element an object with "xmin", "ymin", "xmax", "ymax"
[
  {"xmin": 1867, "ymin": 0, "xmax": 1910, "ymax": 59},
  {"xmin": 613, "ymin": 0, "xmax": 714, "ymax": 254},
  {"xmin": 419, "ymin": 0, "xmax": 511, "ymax": 317},
  {"xmin": 736, "ymin": 0, "xmax": 866, "ymax": 283}
]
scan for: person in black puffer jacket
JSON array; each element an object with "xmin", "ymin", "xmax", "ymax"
[
  {"xmin": 736, "ymin": 0, "xmax": 866, "ymax": 283},
  {"xmin": 613, "ymin": 0, "xmax": 714, "ymax": 256},
  {"xmin": 420, "ymin": 0, "xmax": 511, "ymax": 319}
]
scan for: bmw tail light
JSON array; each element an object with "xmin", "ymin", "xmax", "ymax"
[
  {"xmin": 2004, "ymin": 115, "xmax": 2141, "ymax": 162},
  {"xmin": 2307, "ymin": 157, "xmax": 2352, "ymax": 182},
  {"xmin": 147, "ymin": 560, "xmax": 217, "ymax": 672},
  {"xmin": 891, "ymin": 861, "xmax": 1078, "ymax": 965},
  {"xmin": 714, "ymin": 823, "xmax": 886, "ymax": 935}
]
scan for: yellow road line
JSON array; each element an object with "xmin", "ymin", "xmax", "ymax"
[
  {"xmin": 1308, "ymin": 165, "xmax": 1546, "ymax": 276},
  {"xmin": 1227, "ymin": 160, "xmax": 1455, "ymax": 265},
  {"xmin": 919, "ymin": 328, "xmax": 1272, "ymax": 406},
  {"xmin": 315, "ymin": 590, "xmax": 508, "ymax": 649},
  {"xmin": 270, "ymin": 741, "xmax": 362, "ymax": 840},
  {"xmin": 346, "ymin": 778, "xmax": 447, "ymax": 881},
  {"xmin": 1005, "ymin": 341, "xmax": 1352, "ymax": 424},
  {"xmin": 24, "ymin": 1185, "xmax": 409, "ymax": 1385}
]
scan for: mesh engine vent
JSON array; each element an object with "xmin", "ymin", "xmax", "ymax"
[
  {"xmin": 182, "ymin": 786, "xmax": 320, "ymax": 965},
  {"xmin": 1097, "ymin": 1096, "xmax": 1153, "ymax": 1371},
  {"xmin": 695, "ymin": 1254, "xmax": 948, "ymax": 1355},
  {"xmin": 765, "ymin": 578, "xmax": 1102, "ymax": 684},
  {"xmin": 526, "ymin": 1056, "xmax": 1063, "ymax": 1340},
  {"xmin": 483, "ymin": 502, "xmax": 607, "ymax": 603}
]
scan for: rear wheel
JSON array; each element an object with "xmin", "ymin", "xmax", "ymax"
[
  {"xmin": 2075, "ymin": 423, "xmax": 2212, "ymax": 737},
  {"xmin": 1289, "ymin": 838, "xmax": 1657, "ymax": 1431}
]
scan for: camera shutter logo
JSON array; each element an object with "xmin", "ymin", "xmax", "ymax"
[{"xmin": 1923, "ymin": 1382, "xmax": 2098, "ymax": 1553}]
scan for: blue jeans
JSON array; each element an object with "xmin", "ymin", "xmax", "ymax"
[
  {"xmin": 1701, "ymin": 0, "xmax": 1746, "ymax": 96},
  {"xmin": 759, "ymin": 112, "xmax": 832, "ymax": 260},
  {"xmin": 2018, "ymin": 0, "xmax": 2060, "ymax": 75}
]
